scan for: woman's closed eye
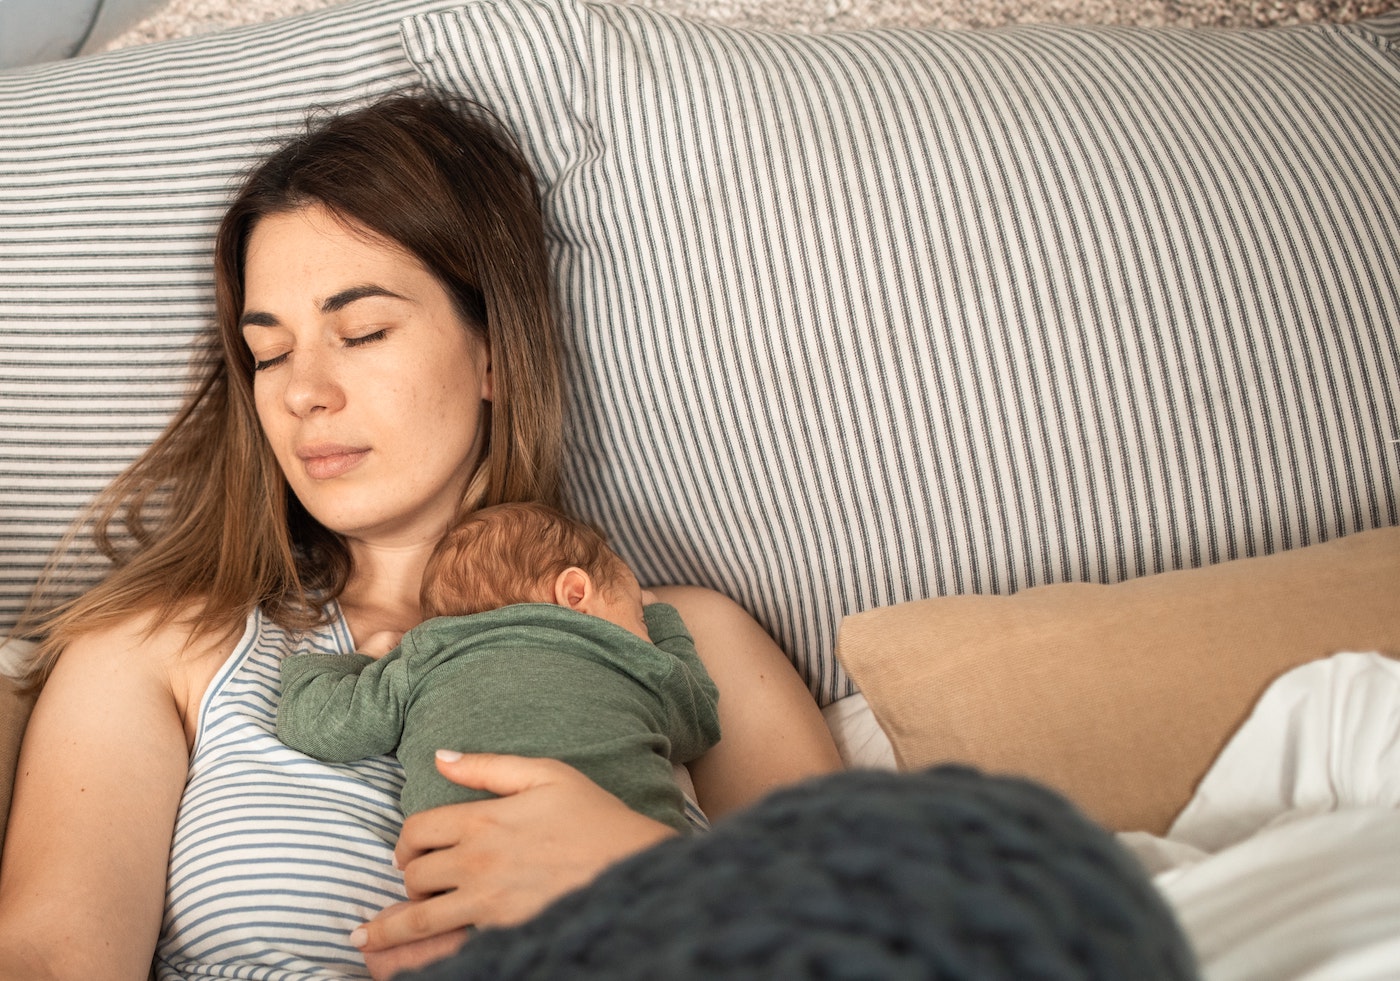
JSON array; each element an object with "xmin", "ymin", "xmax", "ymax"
[
  {"xmin": 250, "ymin": 329, "xmax": 388, "ymax": 371},
  {"xmin": 252, "ymin": 351, "xmax": 289, "ymax": 372},
  {"xmin": 344, "ymin": 328, "xmax": 390, "ymax": 348}
]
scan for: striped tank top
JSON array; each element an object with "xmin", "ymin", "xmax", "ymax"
[{"xmin": 156, "ymin": 605, "xmax": 406, "ymax": 980}]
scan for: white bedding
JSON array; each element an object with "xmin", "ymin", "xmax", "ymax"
[
  {"xmin": 0, "ymin": 637, "xmax": 32, "ymax": 679},
  {"xmin": 1122, "ymin": 653, "xmax": 1400, "ymax": 980}
]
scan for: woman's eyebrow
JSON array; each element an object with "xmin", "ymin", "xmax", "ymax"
[
  {"xmin": 320, "ymin": 284, "xmax": 410, "ymax": 313},
  {"xmin": 239, "ymin": 285, "xmax": 411, "ymax": 332},
  {"xmin": 239, "ymin": 310, "xmax": 279, "ymax": 331}
]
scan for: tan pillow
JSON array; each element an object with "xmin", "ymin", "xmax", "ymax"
[
  {"xmin": 836, "ymin": 526, "xmax": 1400, "ymax": 835},
  {"xmin": 0, "ymin": 674, "xmax": 37, "ymax": 860}
]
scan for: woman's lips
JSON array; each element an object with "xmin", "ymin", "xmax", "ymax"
[{"xmin": 298, "ymin": 445, "xmax": 370, "ymax": 480}]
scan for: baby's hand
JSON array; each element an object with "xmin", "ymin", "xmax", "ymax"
[{"xmin": 358, "ymin": 630, "xmax": 403, "ymax": 659}]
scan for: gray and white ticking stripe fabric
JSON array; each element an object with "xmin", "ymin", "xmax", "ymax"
[
  {"xmin": 1364, "ymin": 11, "xmax": 1400, "ymax": 40},
  {"xmin": 405, "ymin": 2, "xmax": 1400, "ymax": 703},
  {"xmin": 0, "ymin": 0, "xmax": 465, "ymax": 632}
]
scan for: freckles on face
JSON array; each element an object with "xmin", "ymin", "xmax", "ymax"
[{"xmin": 241, "ymin": 204, "xmax": 493, "ymax": 546}]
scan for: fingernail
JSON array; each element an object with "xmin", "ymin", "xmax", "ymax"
[
  {"xmin": 349, "ymin": 927, "xmax": 368, "ymax": 948},
  {"xmin": 436, "ymin": 749, "xmax": 463, "ymax": 762}
]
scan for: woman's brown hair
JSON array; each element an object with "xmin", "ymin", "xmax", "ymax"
[{"xmin": 21, "ymin": 90, "xmax": 563, "ymax": 683}]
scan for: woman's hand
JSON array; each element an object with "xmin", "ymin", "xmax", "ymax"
[{"xmin": 354, "ymin": 751, "xmax": 677, "ymax": 967}]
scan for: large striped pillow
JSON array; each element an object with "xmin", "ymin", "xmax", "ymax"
[
  {"xmin": 403, "ymin": 2, "xmax": 1400, "ymax": 703},
  {"xmin": 0, "ymin": 0, "xmax": 468, "ymax": 634}
]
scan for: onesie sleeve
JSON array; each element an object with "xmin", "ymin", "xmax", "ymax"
[
  {"xmin": 643, "ymin": 603, "xmax": 722, "ymax": 765},
  {"xmin": 277, "ymin": 648, "xmax": 410, "ymax": 763},
  {"xmin": 642, "ymin": 602, "xmax": 695, "ymax": 656}
]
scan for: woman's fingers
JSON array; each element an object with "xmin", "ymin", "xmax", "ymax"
[
  {"xmin": 434, "ymin": 749, "xmax": 576, "ymax": 795},
  {"xmin": 392, "ymin": 753, "xmax": 571, "ymax": 868},
  {"xmin": 392, "ymin": 800, "xmax": 480, "ymax": 871},
  {"xmin": 356, "ymin": 895, "xmax": 475, "ymax": 953},
  {"xmin": 399, "ymin": 841, "xmax": 467, "ymax": 901},
  {"xmin": 363, "ymin": 926, "xmax": 468, "ymax": 981}
]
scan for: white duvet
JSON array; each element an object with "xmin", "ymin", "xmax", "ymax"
[{"xmin": 1121, "ymin": 652, "xmax": 1400, "ymax": 980}]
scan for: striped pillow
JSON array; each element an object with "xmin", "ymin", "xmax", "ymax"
[
  {"xmin": 0, "ymin": 0, "xmax": 466, "ymax": 634},
  {"xmin": 403, "ymin": 2, "xmax": 1400, "ymax": 703}
]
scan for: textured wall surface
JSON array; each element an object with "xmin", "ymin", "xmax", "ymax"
[{"xmin": 101, "ymin": 0, "xmax": 1400, "ymax": 52}]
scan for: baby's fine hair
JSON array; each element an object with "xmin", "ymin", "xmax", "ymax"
[{"xmin": 422, "ymin": 502, "xmax": 630, "ymax": 618}]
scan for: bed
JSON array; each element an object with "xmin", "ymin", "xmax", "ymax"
[{"xmin": 2, "ymin": 0, "xmax": 1398, "ymax": 976}]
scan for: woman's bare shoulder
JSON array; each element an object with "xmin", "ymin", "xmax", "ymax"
[
  {"xmin": 54, "ymin": 602, "xmax": 246, "ymax": 739},
  {"xmin": 58, "ymin": 602, "xmax": 240, "ymax": 671}
]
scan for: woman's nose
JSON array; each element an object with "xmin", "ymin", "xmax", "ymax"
[{"xmin": 282, "ymin": 354, "xmax": 346, "ymax": 417}]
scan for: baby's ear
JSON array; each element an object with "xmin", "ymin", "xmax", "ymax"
[{"xmin": 552, "ymin": 567, "xmax": 594, "ymax": 611}]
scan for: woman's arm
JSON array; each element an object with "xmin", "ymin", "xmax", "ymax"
[
  {"xmin": 652, "ymin": 585, "xmax": 843, "ymax": 818},
  {"xmin": 355, "ymin": 585, "xmax": 841, "ymax": 976},
  {"xmin": 0, "ymin": 616, "xmax": 214, "ymax": 981}
]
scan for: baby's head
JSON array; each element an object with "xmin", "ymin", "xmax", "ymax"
[{"xmin": 422, "ymin": 502, "xmax": 650, "ymax": 640}]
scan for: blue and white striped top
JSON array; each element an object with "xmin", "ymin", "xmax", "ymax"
[{"xmin": 156, "ymin": 605, "xmax": 406, "ymax": 980}]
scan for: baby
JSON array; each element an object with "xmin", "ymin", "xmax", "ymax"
[{"xmin": 277, "ymin": 502, "xmax": 721, "ymax": 834}]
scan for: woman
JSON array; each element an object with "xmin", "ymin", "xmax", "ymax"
[{"xmin": 0, "ymin": 92, "xmax": 842, "ymax": 980}]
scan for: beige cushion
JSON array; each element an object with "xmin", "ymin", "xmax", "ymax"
[
  {"xmin": 0, "ymin": 675, "xmax": 37, "ymax": 860},
  {"xmin": 836, "ymin": 526, "xmax": 1400, "ymax": 835}
]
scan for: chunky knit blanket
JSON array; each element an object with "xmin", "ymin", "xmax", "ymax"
[{"xmin": 407, "ymin": 766, "xmax": 1198, "ymax": 980}]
